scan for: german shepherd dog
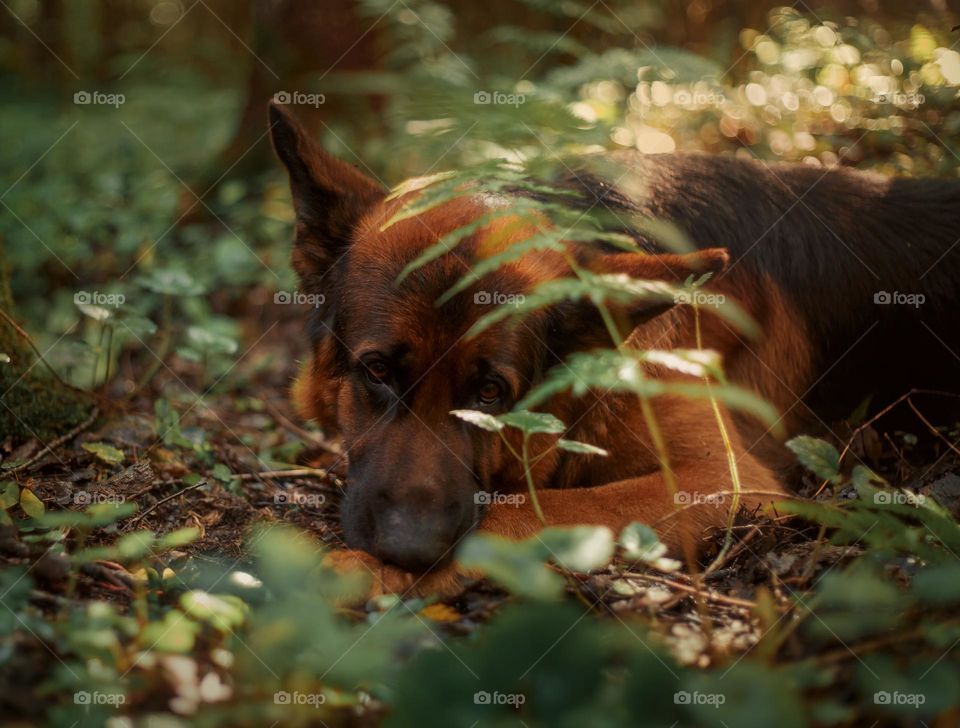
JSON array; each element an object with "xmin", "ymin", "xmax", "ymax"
[{"xmin": 268, "ymin": 102, "xmax": 960, "ymax": 596}]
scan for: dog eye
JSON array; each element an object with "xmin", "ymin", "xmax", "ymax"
[
  {"xmin": 477, "ymin": 380, "xmax": 502, "ymax": 406},
  {"xmin": 365, "ymin": 361, "xmax": 390, "ymax": 384}
]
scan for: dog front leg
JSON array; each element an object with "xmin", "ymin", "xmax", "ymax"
[
  {"xmin": 480, "ymin": 463, "xmax": 783, "ymax": 555},
  {"xmin": 326, "ymin": 463, "xmax": 782, "ymax": 599}
]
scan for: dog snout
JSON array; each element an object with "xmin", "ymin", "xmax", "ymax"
[{"xmin": 368, "ymin": 487, "xmax": 471, "ymax": 572}]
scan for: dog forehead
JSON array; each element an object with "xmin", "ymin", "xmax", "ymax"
[
  {"xmin": 336, "ymin": 191, "xmax": 562, "ymax": 367},
  {"xmin": 341, "ymin": 195, "xmax": 534, "ymax": 312},
  {"xmin": 350, "ymin": 191, "xmax": 546, "ymax": 271}
]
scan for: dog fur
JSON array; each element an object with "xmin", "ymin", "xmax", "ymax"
[{"xmin": 269, "ymin": 102, "xmax": 960, "ymax": 597}]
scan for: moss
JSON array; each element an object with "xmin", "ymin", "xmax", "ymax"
[{"xmin": 0, "ymin": 245, "xmax": 92, "ymax": 443}]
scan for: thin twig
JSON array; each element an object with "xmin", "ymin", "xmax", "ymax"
[
  {"xmin": 263, "ymin": 399, "xmax": 343, "ymax": 455},
  {"xmin": 618, "ymin": 571, "xmax": 757, "ymax": 609},
  {"xmin": 906, "ymin": 398, "xmax": 960, "ymax": 458},
  {"xmin": 236, "ymin": 467, "xmax": 334, "ymax": 481},
  {"xmin": 125, "ymin": 480, "xmax": 207, "ymax": 527},
  {"xmin": 813, "ymin": 388, "xmax": 960, "ymax": 496},
  {"xmin": 705, "ymin": 525, "xmax": 761, "ymax": 575},
  {"xmin": 4, "ymin": 406, "xmax": 101, "ymax": 475}
]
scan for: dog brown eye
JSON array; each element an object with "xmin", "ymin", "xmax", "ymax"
[
  {"xmin": 478, "ymin": 381, "xmax": 502, "ymax": 406},
  {"xmin": 366, "ymin": 361, "xmax": 390, "ymax": 383}
]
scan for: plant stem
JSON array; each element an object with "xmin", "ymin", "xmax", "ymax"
[
  {"xmin": 694, "ymin": 306, "xmax": 743, "ymax": 574},
  {"xmin": 132, "ymin": 293, "xmax": 173, "ymax": 393},
  {"xmin": 521, "ymin": 435, "xmax": 546, "ymax": 525},
  {"xmin": 92, "ymin": 323, "xmax": 106, "ymax": 390}
]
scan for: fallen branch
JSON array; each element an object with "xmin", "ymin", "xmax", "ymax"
[
  {"xmin": 618, "ymin": 571, "xmax": 757, "ymax": 609},
  {"xmin": 124, "ymin": 479, "xmax": 207, "ymax": 527},
  {"xmin": 4, "ymin": 406, "xmax": 100, "ymax": 476},
  {"xmin": 237, "ymin": 467, "xmax": 338, "ymax": 482}
]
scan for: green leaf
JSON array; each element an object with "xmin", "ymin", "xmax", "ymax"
[
  {"xmin": 156, "ymin": 527, "xmax": 200, "ymax": 550},
  {"xmin": 808, "ymin": 564, "xmax": 908, "ymax": 641},
  {"xmin": 457, "ymin": 532, "xmax": 564, "ymax": 599},
  {"xmin": 556, "ymin": 439, "xmax": 608, "ymax": 456},
  {"xmin": 683, "ymin": 662, "xmax": 806, "ymax": 728},
  {"xmin": 115, "ymin": 531, "xmax": 156, "ymax": 560},
  {"xmin": 180, "ymin": 591, "xmax": 248, "ymax": 632},
  {"xmin": 82, "ymin": 442, "xmax": 125, "ymax": 465},
  {"xmin": 642, "ymin": 348, "xmax": 723, "ymax": 380},
  {"xmin": 210, "ymin": 463, "xmax": 235, "ymax": 485},
  {"xmin": 386, "ymin": 171, "xmax": 457, "ymax": 201},
  {"xmin": 498, "ymin": 410, "xmax": 565, "ymax": 435},
  {"xmin": 450, "ymin": 409, "xmax": 504, "ymax": 432},
  {"xmin": 136, "ymin": 268, "xmax": 205, "ymax": 296},
  {"xmin": 467, "ymin": 271, "xmax": 677, "ymax": 337},
  {"xmin": 620, "ymin": 522, "xmax": 682, "ymax": 571},
  {"xmin": 186, "ymin": 325, "xmax": 238, "ymax": 355},
  {"xmin": 139, "ymin": 610, "xmax": 199, "ymax": 653},
  {"xmin": 76, "ymin": 302, "xmax": 112, "ymax": 321},
  {"xmin": 518, "ymin": 349, "xmax": 779, "ymax": 427},
  {"xmin": 117, "ymin": 314, "xmax": 158, "ymax": 338},
  {"xmin": 0, "ymin": 481, "xmax": 19, "ymax": 509},
  {"xmin": 252, "ymin": 525, "xmax": 327, "ymax": 595},
  {"xmin": 913, "ymin": 562, "xmax": 960, "ymax": 605},
  {"xmin": 786, "ymin": 436, "xmax": 841, "ymax": 483},
  {"xmin": 85, "ymin": 501, "xmax": 138, "ymax": 526},
  {"xmin": 537, "ymin": 526, "xmax": 614, "ymax": 572},
  {"xmin": 18, "ymin": 489, "xmax": 44, "ymax": 518}
]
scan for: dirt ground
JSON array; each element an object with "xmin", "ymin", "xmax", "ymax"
[{"xmin": 4, "ymin": 305, "xmax": 960, "ymax": 664}]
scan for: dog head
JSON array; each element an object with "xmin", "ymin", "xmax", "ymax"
[{"xmin": 269, "ymin": 103, "xmax": 728, "ymax": 572}]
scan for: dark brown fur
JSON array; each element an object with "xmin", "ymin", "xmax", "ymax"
[{"xmin": 269, "ymin": 102, "xmax": 960, "ymax": 596}]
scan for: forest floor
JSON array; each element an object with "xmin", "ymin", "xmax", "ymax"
[{"xmin": 3, "ymin": 304, "xmax": 960, "ymax": 721}]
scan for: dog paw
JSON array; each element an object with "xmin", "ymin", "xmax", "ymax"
[{"xmin": 323, "ymin": 549, "xmax": 469, "ymax": 601}]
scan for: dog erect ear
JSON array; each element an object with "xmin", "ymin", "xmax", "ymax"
[
  {"xmin": 268, "ymin": 102, "xmax": 385, "ymax": 290},
  {"xmin": 547, "ymin": 247, "xmax": 730, "ymax": 355},
  {"xmin": 596, "ymin": 247, "xmax": 730, "ymax": 326}
]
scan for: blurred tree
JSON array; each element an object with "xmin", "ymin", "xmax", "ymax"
[{"xmin": 175, "ymin": 0, "xmax": 386, "ymax": 223}]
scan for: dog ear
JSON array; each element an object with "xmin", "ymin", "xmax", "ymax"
[
  {"xmin": 269, "ymin": 102, "xmax": 386, "ymax": 290},
  {"xmin": 546, "ymin": 247, "xmax": 730, "ymax": 355},
  {"xmin": 596, "ymin": 247, "xmax": 730, "ymax": 329}
]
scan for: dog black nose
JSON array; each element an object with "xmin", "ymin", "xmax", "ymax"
[
  {"xmin": 374, "ymin": 531, "xmax": 448, "ymax": 572},
  {"xmin": 371, "ymin": 498, "xmax": 464, "ymax": 572}
]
